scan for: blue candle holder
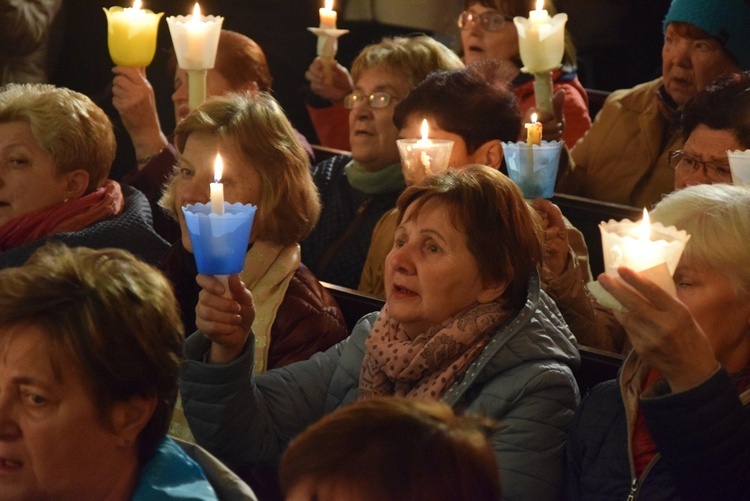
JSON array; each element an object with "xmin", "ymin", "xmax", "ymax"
[
  {"xmin": 501, "ymin": 140, "xmax": 564, "ymax": 199},
  {"xmin": 181, "ymin": 202, "xmax": 257, "ymax": 275}
]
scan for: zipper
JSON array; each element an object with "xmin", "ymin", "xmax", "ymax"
[{"xmin": 625, "ymin": 454, "xmax": 660, "ymax": 501}]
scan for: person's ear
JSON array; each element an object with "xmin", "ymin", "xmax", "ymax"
[
  {"xmin": 61, "ymin": 169, "xmax": 90, "ymax": 201},
  {"xmin": 110, "ymin": 395, "xmax": 158, "ymax": 449},
  {"xmin": 477, "ymin": 279, "xmax": 508, "ymax": 303},
  {"xmin": 471, "ymin": 140, "xmax": 503, "ymax": 170}
]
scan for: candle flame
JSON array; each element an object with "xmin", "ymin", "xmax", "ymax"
[
  {"xmin": 324, "ymin": 0, "xmax": 334, "ymax": 10},
  {"xmin": 133, "ymin": 0, "xmax": 142, "ymax": 9},
  {"xmin": 535, "ymin": 0, "xmax": 544, "ymax": 11},
  {"xmin": 639, "ymin": 208, "xmax": 651, "ymax": 240},
  {"xmin": 214, "ymin": 153, "xmax": 223, "ymax": 183},
  {"xmin": 531, "ymin": 112, "xmax": 538, "ymax": 124},
  {"xmin": 192, "ymin": 2, "xmax": 201, "ymax": 18},
  {"xmin": 421, "ymin": 119, "xmax": 429, "ymax": 141}
]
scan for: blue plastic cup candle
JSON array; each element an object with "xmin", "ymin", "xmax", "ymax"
[
  {"xmin": 501, "ymin": 139, "xmax": 564, "ymax": 198},
  {"xmin": 181, "ymin": 202, "xmax": 256, "ymax": 275}
]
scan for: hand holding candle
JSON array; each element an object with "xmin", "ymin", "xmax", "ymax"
[
  {"xmin": 210, "ymin": 152, "xmax": 225, "ymax": 215},
  {"xmin": 104, "ymin": 0, "xmax": 163, "ymax": 67}
]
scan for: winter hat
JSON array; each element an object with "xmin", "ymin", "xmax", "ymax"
[{"xmin": 663, "ymin": 0, "xmax": 750, "ymax": 70}]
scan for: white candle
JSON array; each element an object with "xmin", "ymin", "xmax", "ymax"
[
  {"xmin": 210, "ymin": 152, "xmax": 225, "ymax": 215},
  {"xmin": 529, "ymin": 0, "xmax": 550, "ymax": 23},
  {"xmin": 166, "ymin": 2, "xmax": 223, "ymax": 70},
  {"xmin": 417, "ymin": 119, "xmax": 434, "ymax": 170},
  {"xmin": 319, "ymin": 0, "xmax": 337, "ymax": 29},
  {"xmin": 513, "ymin": 0, "xmax": 567, "ymax": 74},
  {"xmin": 525, "ymin": 112, "xmax": 543, "ymax": 146}
]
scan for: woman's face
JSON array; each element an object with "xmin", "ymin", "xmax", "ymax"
[
  {"xmin": 460, "ymin": 3, "xmax": 519, "ymax": 66},
  {"xmin": 674, "ymin": 125, "xmax": 740, "ymax": 190},
  {"xmin": 661, "ymin": 23, "xmax": 740, "ymax": 107},
  {"xmin": 0, "ymin": 122, "xmax": 70, "ymax": 228},
  {"xmin": 174, "ymin": 132, "xmax": 262, "ymax": 251},
  {"xmin": 384, "ymin": 200, "xmax": 502, "ymax": 337},
  {"xmin": 348, "ymin": 67, "xmax": 411, "ymax": 172},
  {"xmin": 674, "ymin": 256, "xmax": 750, "ymax": 373},
  {"xmin": 172, "ymin": 68, "xmax": 235, "ymax": 124},
  {"xmin": 0, "ymin": 325, "xmax": 135, "ymax": 500}
]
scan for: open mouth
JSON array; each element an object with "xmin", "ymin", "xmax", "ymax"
[
  {"xmin": 0, "ymin": 458, "xmax": 22, "ymax": 470},
  {"xmin": 392, "ymin": 284, "xmax": 417, "ymax": 296}
]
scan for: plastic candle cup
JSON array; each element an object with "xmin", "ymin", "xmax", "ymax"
[
  {"xmin": 501, "ymin": 139, "xmax": 564, "ymax": 198},
  {"xmin": 104, "ymin": 0, "xmax": 163, "ymax": 67}
]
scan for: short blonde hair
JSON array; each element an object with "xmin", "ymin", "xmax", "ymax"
[
  {"xmin": 0, "ymin": 84, "xmax": 115, "ymax": 191},
  {"xmin": 351, "ymin": 35, "xmax": 464, "ymax": 90},
  {"xmin": 162, "ymin": 92, "xmax": 320, "ymax": 245},
  {"xmin": 651, "ymin": 183, "xmax": 750, "ymax": 298},
  {"xmin": 0, "ymin": 243, "xmax": 183, "ymax": 465}
]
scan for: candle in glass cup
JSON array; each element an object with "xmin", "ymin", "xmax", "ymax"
[{"xmin": 210, "ymin": 153, "xmax": 225, "ymax": 215}]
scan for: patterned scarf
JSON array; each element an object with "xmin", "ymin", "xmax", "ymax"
[
  {"xmin": 359, "ymin": 298, "xmax": 510, "ymax": 399},
  {"xmin": 0, "ymin": 180, "xmax": 124, "ymax": 251}
]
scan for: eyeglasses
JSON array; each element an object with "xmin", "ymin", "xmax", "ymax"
[
  {"xmin": 457, "ymin": 10, "xmax": 512, "ymax": 32},
  {"xmin": 343, "ymin": 91, "xmax": 399, "ymax": 109},
  {"xmin": 668, "ymin": 150, "xmax": 733, "ymax": 183}
]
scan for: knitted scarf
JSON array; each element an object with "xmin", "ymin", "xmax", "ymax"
[
  {"xmin": 359, "ymin": 298, "xmax": 510, "ymax": 399},
  {"xmin": 345, "ymin": 160, "xmax": 405, "ymax": 195},
  {"xmin": 0, "ymin": 180, "xmax": 124, "ymax": 251}
]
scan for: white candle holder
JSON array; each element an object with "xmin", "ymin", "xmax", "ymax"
[
  {"xmin": 307, "ymin": 27, "xmax": 348, "ymax": 84},
  {"xmin": 587, "ymin": 217, "xmax": 690, "ymax": 311},
  {"xmin": 103, "ymin": 6, "xmax": 163, "ymax": 67},
  {"xmin": 167, "ymin": 11, "xmax": 223, "ymax": 109},
  {"xmin": 727, "ymin": 149, "xmax": 750, "ymax": 186},
  {"xmin": 501, "ymin": 140, "xmax": 563, "ymax": 199},
  {"xmin": 396, "ymin": 139, "xmax": 454, "ymax": 185},
  {"xmin": 513, "ymin": 12, "xmax": 567, "ymax": 115}
]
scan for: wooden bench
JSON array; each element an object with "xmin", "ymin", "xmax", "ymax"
[
  {"xmin": 551, "ymin": 193, "xmax": 642, "ymax": 277},
  {"xmin": 322, "ymin": 282, "xmax": 624, "ymax": 394}
]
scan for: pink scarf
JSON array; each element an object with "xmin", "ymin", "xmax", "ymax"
[
  {"xmin": 0, "ymin": 180, "xmax": 124, "ymax": 251},
  {"xmin": 359, "ymin": 299, "xmax": 511, "ymax": 400}
]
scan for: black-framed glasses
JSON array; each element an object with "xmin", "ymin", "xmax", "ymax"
[
  {"xmin": 668, "ymin": 150, "xmax": 732, "ymax": 183},
  {"xmin": 343, "ymin": 91, "xmax": 399, "ymax": 109},
  {"xmin": 457, "ymin": 10, "xmax": 512, "ymax": 32}
]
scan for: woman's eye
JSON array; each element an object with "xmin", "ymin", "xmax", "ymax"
[
  {"xmin": 426, "ymin": 243, "xmax": 440, "ymax": 254},
  {"xmin": 394, "ymin": 238, "xmax": 405, "ymax": 249},
  {"xmin": 8, "ymin": 158, "xmax": 28, "ymax": 168},
  {"xmin": 179, "ymin": 167, "xmax": 194, "ymax": 177},
  {"xmin": 22, "ymin": 392, "xmax": 47, "ymax": 406}
]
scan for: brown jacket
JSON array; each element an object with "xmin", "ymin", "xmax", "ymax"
[{"xmin": 558, "ymin": 78, "xmax": 682, "ymax": 208}]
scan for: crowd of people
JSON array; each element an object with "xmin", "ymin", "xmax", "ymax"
[{"xmin": 0, "ymin": 0, "xmax": 749, "ymax": 499}]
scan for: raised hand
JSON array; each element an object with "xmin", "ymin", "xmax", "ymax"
[
  {"xmin": 599, "ymin": 267, "xmax": 719, "ymax": 392},
  {"xmin": 305, "ymin": 56, "xmax": 353, "ymax": 102},
  {"xmin": 196, "ymin": 273, "xmax": 256, "ymax": 364}
]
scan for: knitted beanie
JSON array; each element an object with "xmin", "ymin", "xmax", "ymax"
[{"xmin": 663, "ymin": 0, "xmax": 750, "ymax": 70}]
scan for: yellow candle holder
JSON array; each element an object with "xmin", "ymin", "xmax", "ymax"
[{"xmin": 103, "ymin": 5, "xmax": 163, "ymax": 67}]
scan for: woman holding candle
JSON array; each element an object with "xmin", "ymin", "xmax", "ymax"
[
  {"xmin": 0, "ymin": 83, "xmax": 168, "ymax": 269},
  {"xmin": 181, "ymin": 165, "xmax": 580, "ymax": 500},
  {"xmin": 458, "ymin": 0, "xmax": 591, "ymax": 148},
  {"xmin": 566, "ymin": 183, "xmax": 750, "ymax": 500},
  {"xmin": 159, "ymin": 91, "xmax": 347, "ymax": 371},
  {"xmin": 557, "ymin": 0, "xmax": 750, "ymax": 207}
]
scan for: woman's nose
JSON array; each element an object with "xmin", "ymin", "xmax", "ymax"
[
  {"xmin": 0, "ymin": 397, "xmax": 21, "ymax": 441},
  {"xmin": 670, "ymin": 39, "xmax": 693, "ymax": 69},
  {"xmin": 387, "ymin": 242, "xmax": 415, "ymax": 274}
]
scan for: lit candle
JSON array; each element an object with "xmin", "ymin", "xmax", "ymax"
[
  {"xmin": 103, "ymin": 0, "xmax": 163, "ymax": 67},
  {"xmin": 166, "ymin": 3, "xmax": 223, "ymax": 70},
  {"xmin": 513, "ymin": 0, "xmax": 567, "ymax": 74},
  {"xmin": 319, "ymin": 0, "xmax": 337, "ymax": 29},
  {"xmin": 525, "ymin": 113, "xmax": 543, "ymax": 146},
  {"xmin": 529, "ymin": 0, "xmax": 550, "ymax": 23},
  {"xmin": 210, "ymin": 153, "xmax": 225, "ymax": 215}
]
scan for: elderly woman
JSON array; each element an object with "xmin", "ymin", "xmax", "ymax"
[
  {"xmin": 458, "ymin": 0, "xmax": 591, "ymax": 148},
  {"xmin": 0, "ymin": 243, "xmax": 256, "ymax": 500},
  {"xmin": 280, "ymin": 397, "xmax": 501, "ymax": 501},
  {"xmin": 0, "ymin": 83, "xmax": 167, "ymax": 269},
  {"xmin": 565, "ymin": 183, "xmax": 750, "ymax": 500},
  {"xmin": 159, "ymin": 91, "xmax": 347, "ymax": 371},
  {"xmin": 558, "ymin": 0, "xmax": 750, "ymax": 207},
  {"xmin": 181, "ymin": 165, "xmax": 580, "ymax": 500},
  {"xmin": 301, "ymin": 35, "xmax": 464, "ymax": 289}
]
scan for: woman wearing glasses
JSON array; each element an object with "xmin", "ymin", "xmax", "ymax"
[
  {"xmin": 458, "ymin": 0, "xmax": 591, "ymax": 148},
  {"xmin": 301, "ymin": 36, "xmax": 463, "ymax": 289}
]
